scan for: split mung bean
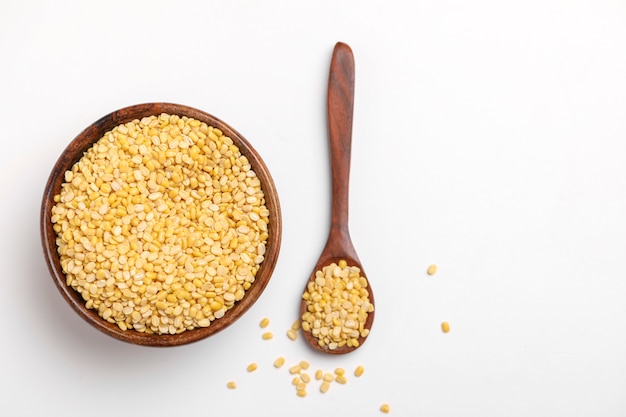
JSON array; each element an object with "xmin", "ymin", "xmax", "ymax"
[
  {"xmin": 320, "ymin": 380, "xmax": 331, "ymax": 393},
  {"xmin": 441, "ymin": 321, "xmax": 450, "ymax": 333},
  {"xmin": 273, "ymin": 357, "xmax": 286, "ymax": 368}
]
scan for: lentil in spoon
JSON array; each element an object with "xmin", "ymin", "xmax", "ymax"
[{"xmin": 299, "ymin": 42, "xmax": 375, "ymax": 354}]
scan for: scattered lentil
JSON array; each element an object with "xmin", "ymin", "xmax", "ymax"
[
  {"xmin": 380, "ymin": 404, "xmax": 390, "ymax": 413},
  {"xmin": 354, "ymin": 365, "xmax": 365, "ymax": 377},
  {"xmin": 427, "ymin": 264, "xmax": 437, "ymax": 275},
  {"xmin": 301, "ymin": 260, "xmax": 374, "ymax": 350},
  {"xmin": 441, "ymin": 321, "xmax": 450, "ymax": 333},
  {"xmin": 286, "ymin": 328, "xmax": 298, "ymax": 341},
  {"xmin": 320, "ymin": 380, "xmax": 331, "ymax": 393},
  {"xmin": 50, "ymin": 114, "xmax": 270, "ymax": 335},
  {"xmin": 273, "ymin": 357, "xmax": 286, "ymax": 368},
  {"xmin": 289, "ymin": 364, "xmax": 302, "ymax": 374},
  {"xmin": 247, "ymin": 363, "xmax": 258, "ymax": 372},
  {"xmin": 262, "ymin": 331, "xmax": 273, "ymax": 340},
  {"xmin": 226, "ymin": 381, "xmax": 237, "ymax": 389},
  {"xmin": 260, "ymin": 317, "xmax": 270, "ymax": 328}
]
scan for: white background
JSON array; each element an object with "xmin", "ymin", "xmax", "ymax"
[{"xmin": 1, "ymin": 1, "xmax": 625, "ymax": 416}]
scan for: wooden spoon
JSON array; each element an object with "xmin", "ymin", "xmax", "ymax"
[{"xmin": 299, "ymin": 42, "xmax": 375, "ymax": 354}]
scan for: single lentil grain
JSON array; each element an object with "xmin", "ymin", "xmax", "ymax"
[
  {"xmin": 354, "ymin": 365, "xmax": 365, "ymax": 377},
  {"xmin": 320, "ymin": 381, "xmax": 331, "ymax": 393},
  {"xmin": 260, "ymin": 317, "xmax": 270, "ymax": 328},
  {"xmin": 247, "ymin": 363, "xmax": 258, "ymax": 372},
  {"xmin": 262, "ymin": 331, "xmax": 274, "ymax": 340},
  {"xmin": 287, "ymin": 328, "xmax": 298, "ymax": 340},
  {"xmin": 274, "ymin": 357, "xmax": 286, "ymax": 368},
  {"xmin": 441, "ymin": 321, "xmax": 450, "ymax": 333},
  {"xmin": 226, "ymin": 381, "xmax": 237, "ymax": 389},
  {"xmin": 380, "ymin": 404, "xmax": 390, "ymax": 413},
  {"xmin": 427, "ymin": 264, "xmax": 437, "ymax": 275}
]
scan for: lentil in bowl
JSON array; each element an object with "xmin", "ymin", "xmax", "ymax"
[{"xmin": 41, "ymin": 102, "xmax": 281, "ymax": 346}]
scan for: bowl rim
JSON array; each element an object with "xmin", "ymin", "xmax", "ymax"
[{"xmin": 40, "ymin": 102, "xmax": 282, "ymax": 347}]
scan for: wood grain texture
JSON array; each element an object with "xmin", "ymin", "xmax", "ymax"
[
  {"xmin": 40, "ymin": 102, "xmax": 282, "ymax": 347},
  {"xmin": 300, "ymin": 42, "xmax": 375, "ymax": 355}
]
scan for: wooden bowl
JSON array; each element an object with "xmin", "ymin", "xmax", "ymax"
[{"xmin": 40, "ymin": 103, "xmax": 282, "ymax": 346}]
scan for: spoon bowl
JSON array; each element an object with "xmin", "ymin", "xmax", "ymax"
[{"xmin": 299, "ymin": 42, "xmax": 375, "ymax": 354}]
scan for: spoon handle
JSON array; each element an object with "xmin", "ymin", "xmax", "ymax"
[{"xmin": 327, "ymin": 42, "xmax": 355, "ymax": 241}]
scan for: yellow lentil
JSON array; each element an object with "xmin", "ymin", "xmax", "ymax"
[
  {"xmin": 354, "ymin": 365, "xmax": 365, "ymax": 377},
  {"xmin": 262, "ymin": 331, "xmax": 274, "ymax": 340},
  {"xmin": 315, "ymin": 369, "xmax": 323, "ymax": 380},
  {"xmin": 247, "ymin": 363, "xmax": 258, "ymax": 372},
  {"xmin": 441, "ymin": 321, "xmax": 450, "ymax": 333},
  {"xmin": 427, "ymin": 264, "xmax": 437, "ymax": 275},
  {"xmin": 287, "ymin": 328, "xmax": 298, "ymax": 340},
  {"xmin": 320, "ymin": 380, "xmax": 331, "ymax": 393},
  {"xmin": 274, "ymin": 357, "xmax": 286, "ymax": 368},
  {"xmin": 226, "ymin": 381, "xmax": 237, "ymax": 389},
  {"xmin": 50, "ymin": 114, "xmax": 270, "ymax": 335},
  {"xmin": 259, "ymin": 317, "xmax": 270, "ymax": 328},
  {"xmin": 380, "ymin": 404, "xmax": 390, "ymax": 413},
  {"xmin": 301, "ymin": 261, "xmax": 374, "ymax": 350},
  {"xmin": 296, "ymin": 389, "xmax": 307, "ymax": 398}
]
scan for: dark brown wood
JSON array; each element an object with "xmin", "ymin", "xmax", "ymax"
[
  {"xmin": 40, "ymin": 102, "xmax": 282, "ymax": 347},
  {"xmin": 300, "ymin": 42, "xmax": 375, "ymax": 354}
]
